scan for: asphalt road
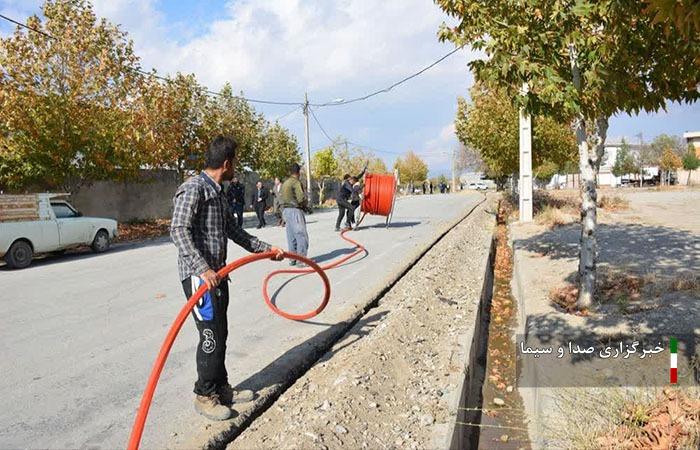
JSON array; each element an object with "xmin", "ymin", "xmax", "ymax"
[{"xmin": 0, "ymin": 192, "xmax": 482, "ymax": 448}]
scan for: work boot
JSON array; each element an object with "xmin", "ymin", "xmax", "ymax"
[
  {"xmin": 217, "ymin": 384, "xmax": 255, "ymax": 405},
  {"xmin": 194, "ymin": 394, "xmax": 232, "ymax": 421}
]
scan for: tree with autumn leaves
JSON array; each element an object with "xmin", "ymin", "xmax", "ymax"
[
  {"xmin": 437, "ymin": 0, "xmax": 700, "ymax": 309},
  {"xmin": 455, "ymin": 85, "xmax": 577, "ymax": 190},
  {"xmin": 0, "ymin": 0, "xmax": 299, "ymax": 192},
  {"xmin": 394, "ymin": 151, "xmax": 428, "ymax": 193}
]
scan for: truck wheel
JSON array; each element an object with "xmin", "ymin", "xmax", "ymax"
[
  {"xmin": 5, "ymin": 240, "xmax": 33, "ymax": 269},
  {"xmin": 91, "ymin": 230, "xmax": 110, "ymax": 253}
]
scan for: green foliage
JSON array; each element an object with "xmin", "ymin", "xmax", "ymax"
[
  {"xmin": 612, "ymin": 140, "xmax": 637, "ymax": 177},
  {"xmin": 534, "ymin": 160, "xmax": 559, "ymax": 182},
  {"xmin": 644, "ymin": 0, "xmax": 700, "ymax": 38},
  {"xmin": 455, "ymin": 85, "xmax": 576, "ymax": 179},
  {"xmin": 437, "ymin": 0, "xmax": 700, "ymax": 121},
  {"xmin": 682, "ymin": 145, "xmax": 700, "ymax": 171},
  {"xmin": 257, "ymin": 122, "xmax": 300, "ymax": 180},
  {"xmin": 311, "ymin": 146, "xmax": 337, "ymax": 203},
  {"xmin": 311, "ymin": 147, "xmax": 338, "ymax": 180}
]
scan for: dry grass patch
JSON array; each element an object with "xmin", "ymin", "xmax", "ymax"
[
  {"xmin": 550, "ymin": 271, "xmax": 699, "ymax": 315},
  {"xmin": 536, "ymin": 205, "xmax": 578, "ymax": 228},
  {"xmin": 599, "ymin": 195, "xmax": 630, "ymax": 211},
  {"xmin": 547, "ymin": 387, "xmax": 700, "ymax": 450}
]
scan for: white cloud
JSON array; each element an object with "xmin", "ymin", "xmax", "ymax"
[
  {"xmin": 421, "ymin": 122, "xmax": 457, "ymax": 167},
  {"xmin": 91, "ymin": 0, "xmax": 473, "ymax": 99}
]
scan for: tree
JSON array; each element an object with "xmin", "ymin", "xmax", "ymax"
[
  {"xmin": 438, "ymin": 0, "xmax": 700, "ymax": 309},
  {"xmin": 612, "ymin": 140, "xmax": 636, "ymax": 178},
  {"xmin": 203, "ymin": 83, "xmax": 265, "ymax": 173},
  {"xmin": 257, "ymin": 122, "xmax": 300, "ymax": 180},
  {"xmin": 644, "ymin": 0, "xmax": 700, "ymax": 37},
  {"xmin": 333, "ymin": 141, "xmax": 386, "ymax": 177},
  {"xmin": 681, "ymin": 144, "xmax": 700, "ymax": 185},
  {"xmin": 0, "ymin": 0, "xmax": 144, "ymax": 192},
  {"xmin": 394, "ymin": 151, "xmax": 428, "ymax": 193},
  {"xmin": 649, "ymin": 134, "xmax": 685, "ymax": 185},
  {"xmin": 455, "ymin": 85, "xmax": 576, "ymax": 188},
  {"xmin": 133, "ymin": 73, "xmax": 209, "ymax": 178},
  {"xmin": 659, "ymin": 147, "xmax": 683, "ymax": 184},
  {"xmin": 311, "ymin": 147, "xmax": 338, "ymax": 204}
]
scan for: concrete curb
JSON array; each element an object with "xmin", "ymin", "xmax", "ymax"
[{"xmin": 192, "ymin": 195, "xmax": 489, "ymax": 449}]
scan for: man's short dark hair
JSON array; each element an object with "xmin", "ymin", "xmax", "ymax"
[
  {"xmin": 206, "ymin": 135, "xmax": 238, "ymax": 169},
  {"xmin": 343, "ymin": 173, "xmax": 350, "ymax": 180},
  {"xmin": 290, "ymin": 162, "xmax": 301, "ymax": 175}
]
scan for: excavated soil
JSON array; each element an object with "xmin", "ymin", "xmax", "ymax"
[{"xmin": 229, "ymin": 198, "xmax": 496, "ymax": 450}]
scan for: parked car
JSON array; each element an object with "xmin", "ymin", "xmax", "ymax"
[
  {"xmin": 0, "ymin": 193, "xmax": 118, "ymax": 269},
  {"xmin": 468, "ymin": 182, "xmax": 488, "ymax": 190}
]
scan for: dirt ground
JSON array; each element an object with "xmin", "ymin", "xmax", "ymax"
[
  {"xmin": 511, "ymin": 189, "xmax": 700, "ymax": 449},
  {"xmin": 229, "ymin": 198, "xmax": 496, "ymax": 449}
]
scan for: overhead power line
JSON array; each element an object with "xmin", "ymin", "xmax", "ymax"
[
  {"xmin": 0, "ymin": 13, "xmax": 303, "ymax": 106},
  {"xmin": 309, "ymin": 108, "xmax": 336, "ymax": 145},
  {"xmin": 310, "ymin": 44, "xmax": 466, "ymax": 107},
  {"xmin": 1, "ymin": 13, "xmax": 464, "ymax": 109},
  {"xmin": 309, "ymin": 108, "xmax": 448, "ymax": 157}
]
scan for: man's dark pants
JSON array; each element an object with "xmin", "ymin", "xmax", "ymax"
[
  {"xmin": 231, "ymin": 203, "xmax": 244, "ymax": 227},
  {"xmin": 182, "ymin": 277, "xmax": 229, "ymax": 396},
  {"xmin": 255, "ymin": 203, "xmax": 266, "ymax": 227},
  {"xmin": 335, "ymin": 198, "xmax": 353, "ymax": 229}
]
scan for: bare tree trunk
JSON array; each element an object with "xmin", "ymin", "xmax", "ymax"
[
  {"xmin": 569, "ymin": 43, "xmax": 610, "ymax": 310},
  {"xmin": 573, "ymin": 116, "xmax": 609, "ymax": 309}
]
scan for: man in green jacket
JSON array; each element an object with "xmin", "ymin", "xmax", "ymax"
[{"xmin": 278, "ymin": 163, "xmax": 309, "ymax": 266}]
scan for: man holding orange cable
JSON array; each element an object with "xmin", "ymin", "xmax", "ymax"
[{"xmin": 170, "ymin": 135, "xmax": 284, "ymax": 421}]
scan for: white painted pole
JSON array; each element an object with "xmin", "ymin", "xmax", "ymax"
[{"xmin": 519, "ymin": 82, "xmax": 533, "ymax": 222}]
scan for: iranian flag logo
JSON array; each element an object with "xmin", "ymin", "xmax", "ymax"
[{"xmin": 670, "ymin": 337, "xmax": 677, "ymax": 384}]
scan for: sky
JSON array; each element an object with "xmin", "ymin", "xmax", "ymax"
[{"xmin": 1, "ymin": 0, "xmax": 699, "ymax": 176}]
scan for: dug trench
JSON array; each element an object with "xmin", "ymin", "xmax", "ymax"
[{"xmin": 178, "ymin": 194, "xmax": 511, "ymax": 449}]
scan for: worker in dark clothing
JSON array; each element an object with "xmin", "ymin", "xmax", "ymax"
[
  {"xmin": 348, "ymin": 177, "xmax": 362, "ymax": 227},
  {"xmin": 226, "ymin": 176, "xmax": 245, "ymax": 227},
  {"xmin": 335, "ymin": 164, "xmax": 367, "ymax": 231},
  {"xmin": 170, "ymin": 135, "xmax": 284, "ymax": 421},
  {"xmin": 429, "ymin": 181, "xmax": 434, "ymax": 194},
  {"xmin": 252, "ymin": 180, "xmax": 268, "ymax": 228}
]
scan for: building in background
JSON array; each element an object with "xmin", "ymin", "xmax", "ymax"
[{"xmin": 683, "ymin": 131, "xmax": 700, "ymax": 156}]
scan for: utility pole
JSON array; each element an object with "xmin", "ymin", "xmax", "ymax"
[
  {"xmin": 303, "ymin": 92, "xmax": 312, "ymax": 202},
  {"xmin": 519, "ymin": 82, "xmax": 533, "ymax": 222}
]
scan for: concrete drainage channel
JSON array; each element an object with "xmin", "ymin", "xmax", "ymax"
[
  {"xmin": 448, "ymin": 236, "xmax": 495, "ymax": 449},
  {"xmin": 198, "ymin": 195, "xmax": 489, "ymax": 450}
]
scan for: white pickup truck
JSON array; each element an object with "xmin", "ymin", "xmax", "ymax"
[{"xmin": 0, "ymin": 193, "xmax": 118, "ymax": 269}]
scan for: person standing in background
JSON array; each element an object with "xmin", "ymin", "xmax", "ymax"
[
  {"xmin": 226, "ymin": 176, "xmax": 245, "ymax": 228},
  {"xmin": 272, "ymin": 177, "xmax": 284, "ymax": 226},
  {"xmin": 252, "ymin": 180, "xmax": 268, "ymax": 229},
  {"xmin": 348, "ymin": 176, "xmax": 362, "ymax": 228},
  {"xmin": 278, "ymin": 163, "xmax": 309, "ymax": 266}
]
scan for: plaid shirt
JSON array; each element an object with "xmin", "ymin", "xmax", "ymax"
[{"xmin": 170, "ymin": 172, "xmax": 271, "ymax": 281}]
